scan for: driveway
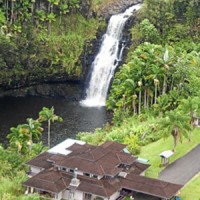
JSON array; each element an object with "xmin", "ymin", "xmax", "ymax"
[{"xmin": 159, "ymin": 144, "xmax": 200, "ymax": 185}]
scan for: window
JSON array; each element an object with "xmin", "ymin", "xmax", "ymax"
[
  {"xmin": 83, "ymin": 173, "xmax": 90, "ymax": 177},
  {"xmin": 69, "ymin": 169, "xmax": 74, "ymax": 173},
  {"xmin": 84, "ymin": 193, "xmax": 92, "ymax": 200},
  {"xmin": 93, "ymin": 175, "xmax": 98, "ymax": 179},
  {"xmin": 62, "ymin": 167, "xmax": 66, "ymax": 171}
]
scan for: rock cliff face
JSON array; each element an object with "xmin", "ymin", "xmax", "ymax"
[
  {"xmin": 0, "ymin": 0, "xmax": 142, "ymax": 98},
  {"xmin": 97, "ymin": 0, "xmax": 142, "ymax": 19}
]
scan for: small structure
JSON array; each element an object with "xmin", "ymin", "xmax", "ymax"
[
  {"xmin": 23, "ymin": 139, "xmax": 182, "ymax": 200},
  {"xmin": 160, "ymin": 150, "xmax": 174, "ymax": 166}
]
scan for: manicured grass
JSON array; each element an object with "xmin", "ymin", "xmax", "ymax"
[
  {"xmin": 139, "ymin": 128, "xmax": 200, "ymax": 178},
  {"xmin": 180, "ymin": 173, "xmax": 200, "ymax": 200}
]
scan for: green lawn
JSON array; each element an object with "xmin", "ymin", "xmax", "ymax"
[
  {"xmin": 138, "ymin": 128, "xmax": 200, "ymax": 199},
  {"xmin": 139, "ymin": 128, "xmax": 200, "ymax": 178},
  {"xmin": 180, "ymin": 173, "xmax": 200, "ymax": 200}
]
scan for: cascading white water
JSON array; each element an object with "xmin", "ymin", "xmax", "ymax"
[{"xmin": 81, "ymin": 4, "xmax": 141, "ymax": 107}]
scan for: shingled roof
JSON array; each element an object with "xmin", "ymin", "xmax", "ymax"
[
  {"xmin": 24, "ymin": 140, "xmax": 182, "ymax": 199},
  {"xmin": 23, "ymin": 168, "xmax": 70, "ymax": 193},
  {"xmin": 25, "ymin": 152, "xmax": 53, "ymax": 169},
  {"xmin": 51, "ymin": 141, "xmax": 137, "ymax": 176},
  {"xmin": 23, "ymin": 168, "xmax": 121, "ymax": 197},
  {"xmin": 119, "ymin": 173, "xmax": 183, "ymax": 199},
  {"xmin": 23, "ymin": 168, "xmax": 182, "ymax": 199}
]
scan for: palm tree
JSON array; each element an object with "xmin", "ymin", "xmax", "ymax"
[
  {"xmin": 59, "ymin": 3, "xmax": 69, "ymax": 24},
  {"xmin": 138, "ymin": 80, "xmax": 142, "ymax": 115},
  {"xmin": 48, "ymin": 0, "xmax": 60, "ymax": 13},
  {"xmin": 35, "ymin": 10, "xmax": 46, "ymax": 28},
  {"xmin": 154, "ymin": 94, "xmax": 170, "ymax": 117},
  {"xmin": 31, "ymin": 0, "xmax": 36, "ymax": 17},
  {"xmin": 154, "ymin": 78, "xmax": 159, "ymax": 104},
  {"xmin": 10, "ymin": 0, "xmax": 16, "ymax": 24},
  {"xmin": 162, "ymin": 48, "xmax": 169, "ymax": 94},
  {"xmin": 7, "ymin": 125, "xmax": 24, "ymax": 153},
  {"xmin": 178, "ymin": 96, "xmax": 200, "ymax": 141},
  {"xmin": 132, "ymin": 94, "xmax": 137, "ymax": 114},
  {"xmin": 47, "ymin": 12, "xmax": 56, "ymax": 34},
  {"xmin": 158, "ymin": 110, "xmax": 191, "ymax": 152},
  {"xmin": 21, "ymin": 118, "xmax": 43, "ymax": 154},
  {"xmin": 7, "ymin": 118, "xmax": 43, "ymax": 154},
  {"xmin": 38, "ymin": 107, "xmax": 63, "ymax": 148}
]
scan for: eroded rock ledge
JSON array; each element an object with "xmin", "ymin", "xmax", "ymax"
[{"xmin": 97, "ymin": 0, "xmax": 143, "ymax": 19}]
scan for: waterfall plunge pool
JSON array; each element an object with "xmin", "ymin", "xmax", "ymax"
[{"xmin": 0, "ymin": 95, "xmax": 111, "ymax": 147}]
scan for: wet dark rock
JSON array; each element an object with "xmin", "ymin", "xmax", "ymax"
[
  {"xmin": 79, "ymin": 0, "xmax": 91, "ymax": 18},
  {"xmin": 0, "ymin": 83, "xmax": 82, "ymax": 100},
  {"xmin": 97, "ymin": 0, "xmax": 143, "ymax": 19}
]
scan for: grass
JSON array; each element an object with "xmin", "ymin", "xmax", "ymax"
[
  {"xmin": 139, "ymin": 128, "xmax": 200, "ymax": 178},
  {"xmin": 180, "ymin": 173, "xmax": 200, "ymax": 200},
  {"xmin": 138, "ymin": 128, "xmax": 200, "ymax": 199}
]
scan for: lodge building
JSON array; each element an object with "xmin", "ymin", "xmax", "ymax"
[{"xmin": 23, "ymin": 139, "xmax": 182, "ymax": 200}]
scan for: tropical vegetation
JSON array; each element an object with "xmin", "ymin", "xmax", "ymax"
[
  {"xmin": 38, "ymin": 106, "xmax": 63, "ymax": 148},
  {"xmin": 0, "ymin": 107, "xmax": 61, "ymax": 199},
  {"xmin": 0, "ymin": 0, "xmax": 200, "ymax": 199},
  {"xmin": 78, "ymin": 0, "xmax": 200, "ymax": 153},
  {"xmin": 0, "ymin": 0, "xmax": 104, "ymax": 88}
]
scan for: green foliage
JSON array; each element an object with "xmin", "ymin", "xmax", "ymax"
[
  {"xmin": 0, "ymin": 8, "xmax": 6, "ymax": 25},
  {"xmin": 0, "ymin": 108, "xmax": 62, "ymax": 199},
  {"xmin": 107, "ymin": 42, "xmax": 200, "ymax": 123},
  {"xmin": 0, "ymin": 1, "xmax": 101, "ymax": 86},
  {"xmin": 78, "ymin": 114, "xmax": 162, "ymax": 155},
  {"xmin": 77, "ymin": 128, "xmax": 107, "ymax": 145},
  {"xmin": 39, "ymin": 106, "xmax": 63, "ymax": 147},
  {"xmin": 139, "ymin": 128, "xmax": 200, "ymax": 178},
  {"xmin": 158, "ymin": 109, "xmax": 191, "ymax": 151},
  {"xmin": 7, "ymin": 118, "xmax": 43, "ymax": 154},
  {"xmin": 124, "ymin": 134, "xmax": 141, "ymax": 155},
  {"xmin": 131, "ymin": 19, "xmax": 160, "ymax": 45}
]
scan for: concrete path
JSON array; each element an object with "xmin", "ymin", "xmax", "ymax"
[{"xmin": 159, "ymin": 144, "xmax": 200, "ymax": 185}]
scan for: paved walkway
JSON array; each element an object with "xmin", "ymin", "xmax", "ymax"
[{"xmin": 159, "ymin": 144, "xmax": 200, "ymax": 185}]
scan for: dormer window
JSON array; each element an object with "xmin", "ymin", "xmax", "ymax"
[
  {"xmin": 70, "ymin": 169, "xmax": 74, "ymax": 173},
  {"xmin": 93, "ymin": 175, "xmax": 98, "ymax": 179}
]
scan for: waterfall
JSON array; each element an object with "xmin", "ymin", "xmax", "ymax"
[{"xmin": 81, "ymin": 4, "xmax": 141, "ymax": 107}]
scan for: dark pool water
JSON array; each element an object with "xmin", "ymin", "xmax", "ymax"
[{"xmin": 0, "ymin": 96, "xmax": 111, "ymax": 147}]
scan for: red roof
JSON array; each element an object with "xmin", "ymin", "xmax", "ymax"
[
  {"xmin": 23, "ymin": 141, "xmax": 182, "ymax": 199},
  {"xmin": 26, "ymin": 152, "xmax": 53, "ymax": 169},
  {"xmin": 120, "ymin": 174, "xmax": 182, "ymax": 199},
  {"xmin": 52, "ymin": 142, "xmax": 137, "ymax": 176},
  {"xmin": 23, "ymin": 168, "xmax": 70, "ymax": 193}
]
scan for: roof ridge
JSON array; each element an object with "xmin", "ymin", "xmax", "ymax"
[
  {"xmin": 99, "ymin": 164, "xmax": 105, "ymax": 175},
  {"xmin": 116, "ymin": 152, "xmax": 122, "ymax": 163},
  {"xmin": 95, "ymin": 148, "xmax": 117, "ymax": 162}
]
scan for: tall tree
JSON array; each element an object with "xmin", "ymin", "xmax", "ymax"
[
  {"xmin": 178, "ymin": 96, "xmax": 200, "ymax": 141},
  {"xmin": 20, "ymin": 118, "xmax": 43, "ymax": 153},
  {"xmin": 7, "ymin": 118, "xmax": 43, "ymax": 154},
  {"xmin": 7, "ymin": 125, "xmax": 25, "ymax": 153},
  {"xmin": 38, "ymin": 107, "xmax": 63, "ymax": 148},
  {"xmin": 59, "ymin": 3, "xmax": 69, "ymax": 24},
  {"xmin": 158, "ymin": 110, "xmax": 191, "ymax": 152}
]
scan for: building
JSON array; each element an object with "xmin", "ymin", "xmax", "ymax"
[{"xmin": 23, "ymin": 139, "xmax": 182, "ymax": 200}]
